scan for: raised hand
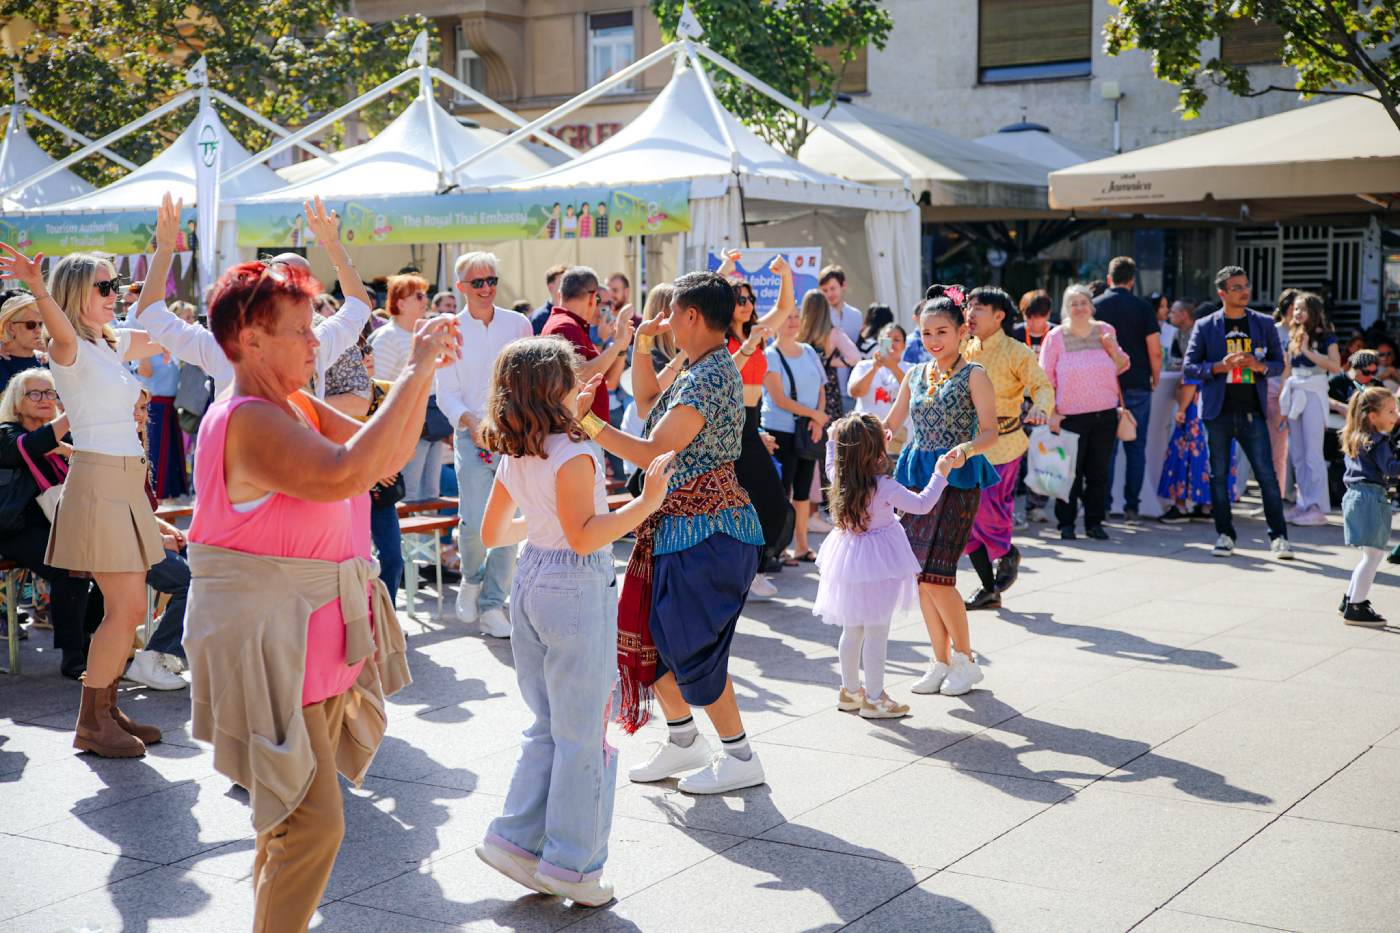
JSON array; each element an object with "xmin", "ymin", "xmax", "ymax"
[
  {"xmin": 637, "ymin": 308, "xmax": 672, "ymax": 338},
  {"xmin": 303, "ymin": 196, "xmax": 340, "ymax": 245},
  {"xmin": 741, "ymin": 324, "xmax": 772, "ymax": 355},
  {"xmin": 613, "ymin": 311, "xmax": 635, "ymax": 350},
  {"xmin": 575, "ymin": 373, "xmax": 604, "ymax": 419},
  {"xmin": 769, "ymin": 254, "xmax": 790, "ymax": 278},
  {"xmin": 717, "ymin": 248, "xmax": 742, "ymax": 279},
  {"xmin": 640, "ymin": 451, "xmax": 677, "ymax": 509},
  {"xmin": 154, "ymin": 192, "xmax": 184, "ymax": 252},
  {"xmin": 410, "ymin": 314, "xmax": 460, "ymax": 371},
  {"xmin": 0, "ymin": 242, "xmax": 46, "ymax": 292}
]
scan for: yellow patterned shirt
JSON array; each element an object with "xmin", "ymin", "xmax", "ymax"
[{"xmin": 964, "ymin": 329, "xmax": 1056, "ymax": 465}]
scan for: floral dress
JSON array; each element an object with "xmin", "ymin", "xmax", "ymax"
[{"xmin": 1157, "ymin": 385, "xmax": 1240, "ymax": 506}]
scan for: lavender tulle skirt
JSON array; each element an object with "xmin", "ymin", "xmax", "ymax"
[{"xmin": 813, "ymin": 522, "xmax": 921, "ymax": 627}]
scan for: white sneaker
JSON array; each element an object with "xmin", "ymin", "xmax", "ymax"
[
  {"xmin": 124, "ymin": 650, "xmax": 188, "ymax": 691},
  {"xmin": 807, "ymin": 513, "xmax": 833, "ymax": 534},
  {"xmin": 628, "ymin": 736, "xmax": 713, "ymax": 783},
  {"xmin": 1028, "ymin": 507, "xmax": 1050, "ymax": 524},
  {"xmin": 532, "ymin": 870, "xmax": 614, "ymax": 908},
  {"xmin": 749, "ymin": 574, "xmax": 777, "ymax": 599},
  {"xmin": 478, "ymin": 607, "xmax": 511, "ymax": 638},
  {"xmin": 859, "ymin": 692, "xmax": 910, "ymax": 719},
  {"xmin": 1293, "ymin": 507, "xmax": 1329, "ymax": 527},
  {"xmin": 1272, "ymin": 538, "xmax": 1296, "ymax": 560},
  {"xmin": 455, "ymin": 580, "xmax": 481, "ymax": 624},
  {"xmin": 1212, "ymin": 534, "xmax": 1235, "ymax": 557},
  {"xmin": 939, "ymin": 651, "xmax": 984, "ymax": 696},
  {"xmin": 159, "ymin": 652, "xmax": 187, "ymax": 675},
  {"xmin": 910, "ymin": 661, "xmax": 950, "ymax": 694},
  {"xmin": 475, "ymin": 842, "xmax": 549, "ymax": 895},
  {"xmin": 677, "ymin": 750, "xmax": 766, "ymax": 795}
]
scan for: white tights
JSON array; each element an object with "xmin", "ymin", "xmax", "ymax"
[
  {"xmin": 838, "ymin": 624, "xmax": 890, "ymax": 699},
  {"xmin": 1347, "ymin": 547, "xmax": 1386, "ymax": 604}
]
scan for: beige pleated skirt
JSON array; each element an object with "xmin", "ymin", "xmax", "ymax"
[{"xmin": 46, "ymin": 449, "xmax": 163, "ymax": 574}]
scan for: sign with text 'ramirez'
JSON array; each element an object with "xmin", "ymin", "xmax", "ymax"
[{"xmin": 235, "ymin": 182, "xmax": 691, "ymax": 248}]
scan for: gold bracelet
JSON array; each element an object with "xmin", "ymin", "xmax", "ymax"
[
  {"xmin": 635, "ymin": 333, "xmax": 654, "ymax": 354},
  {"xmin": 956, "ymin": 442, "xmax": 975, "ymax": 458},
  {"xmin": 580, "ymin": 412, "xmax": 607, "ymax": 439}
]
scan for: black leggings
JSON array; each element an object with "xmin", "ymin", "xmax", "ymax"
[
  {"xmin": 735, "ymin": 407, "xmax": 792, "ymax": 553},
  {"xmin": 0, "ymin": 518, "xmax": 98, "ymax": 654},
  {"xmin": 1054, "ymin": 408, "xmax": 1117, "ymax": 531},
  {"xmin": 770, "ymin": 428, "xmax": 817, "ymax": 502}
]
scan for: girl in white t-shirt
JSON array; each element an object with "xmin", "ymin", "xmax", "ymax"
[
  {"xmin": 848, "ymin": 323, "xmax": 911, "ymax": 452},
  {"xmin": 476, "ymin": 335, "xmax": 673, "ymax": 908}
]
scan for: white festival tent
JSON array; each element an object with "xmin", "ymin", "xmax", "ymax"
[
  {"xmin": 466, "ymin": 40, "xmax": 922, "ymax": 314},
  {"xmin": 973, "ymin": 121, "xmax": 1112, "ymax": 172}
]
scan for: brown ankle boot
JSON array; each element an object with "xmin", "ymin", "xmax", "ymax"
[
  {"xmin": 106, "ymin": 683, "xmax": 161, "ymax": 745},
  {"xmin": 74, "ymin": 680, "xmax": 146, "ymax": 758}
]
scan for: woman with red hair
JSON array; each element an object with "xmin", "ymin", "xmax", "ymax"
[
  {"xmin": 182, "ymin": 199, "xmax": 459, "ymax": 931},
  {"xmin": 369, "ymin": 272, "xmax": 444, "ymax": 501}
]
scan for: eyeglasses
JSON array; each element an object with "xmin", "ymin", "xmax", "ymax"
[
  {"xmin": 468, "ymin": 276, "xmax": 499, "ymax": 289},
  {"xmin": 1223, "ymin": 282, "xmax": 1251, "ymax": 293},
  {"xmin": 93, "ymin": 276, "xmax": 132, "ymax": 297},
  {"xmin": 23, "ymin": 389, "xmax": 58, "ymax": 402},
  {"xmin": 1358, "ymin": 366, "xmax": 1379, "ymax": 376},
  {"xmin": 11, "ymin": 321, "xmax": 40, "ymax": 331},
  {"xmin": 736, "ymin": 295, "xmax": 754, "ymax": 307}
]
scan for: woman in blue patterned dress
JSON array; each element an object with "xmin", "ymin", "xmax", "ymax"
[
  {"xmin": 1157, "ymin": 377, "xmax": 1239, "ymax": 522},
  {"xmin": 882, "ymin": 287, "xmax": 999, "ymax": 696}
]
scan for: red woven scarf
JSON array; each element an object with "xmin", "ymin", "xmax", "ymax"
[{"xmin": 615, "ymin": 463, "xmax": 751, "ymax": 733}]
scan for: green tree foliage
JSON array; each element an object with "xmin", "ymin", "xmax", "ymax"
[
  {"xmin": 1105, "ymin": 0, "xmax": 1400, "ymax": 132},
  {"xmin": 650, "ymin": 0, "xmax": 892, "ymax": 156},
  {"xmin": 0, "ymin": 0, "xmax": 431, "ymax": 185}
]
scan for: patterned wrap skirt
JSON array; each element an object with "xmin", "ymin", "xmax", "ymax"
[{"xmin": 902, "ymin": 484, "xmax": 982, "ymax": 587}]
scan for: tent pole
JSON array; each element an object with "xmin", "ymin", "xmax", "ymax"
[
  {"xmin": 449, "ymin": 40, "xmax": 685, "ymax": 176},
  {"xmin": 0, "ymin": 105, "xmax": 17, "ymax": 187},
  {"xmin": 0, "ymin": 89, "xmax": 196, "ymax": 200},
  {"xmin": 689, "ymin": 43, "xmax": 912, "ymax": 191},
  {"xmin": 209, "ymin": 91, "xmax": 338, "ymax": 163},
  {"xmin": 429, "ymin": 69, "xmax": 581, "ymax": 160},
  {"xmin": 683, "ymin": 45, "xmax": 740, "ymax": 173},
  {"xmin": 224, "ymin": 69, "xmax": 418, "ymax": 186},
  {"xmin": 23, "ymin": 108, "xmax": 139, "ymax": 171},
  {"xmin": 421, "ymin": 62, "xmax": 448, "ymax": 188}
]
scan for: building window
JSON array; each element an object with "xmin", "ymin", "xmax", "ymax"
[
  {"xmin": 588, "ymin": 11, "xmax": 635, "ymax": 92},
  {"xmin": 1220, "ymin": 19, "xmax": 1285, "ymax": 66},
  {"xmin": 454, "ymin": 24, "xmax": 485, "ymax": 99},
  {"xmin": 978, "ymin": 0, "xmax": 1093, "ymax": 84},
  {"xmin": 816, "ymin": 43, "xmax": 869, "ymax": 95}
]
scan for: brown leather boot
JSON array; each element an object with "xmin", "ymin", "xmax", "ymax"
[
  {"xmin": 106, "ymin": 683, "xmax": 161, "ymax": 746},
  {"xmin": 73, "ymin": 680, "xmax": 146, "ymax": 758}
]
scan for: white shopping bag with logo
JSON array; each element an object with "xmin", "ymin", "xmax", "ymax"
[{"xmin": 1026, "ymin": 425, "xmax": 1078, "ymax": 503}]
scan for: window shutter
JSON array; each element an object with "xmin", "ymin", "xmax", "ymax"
[
  {"xmin": 1221, "ymin": 19, "xmax": 1285, "ymax": 66},
  {"xmin": 979, "ymin": 0, "xmax": 1093, "ymax": 69}
]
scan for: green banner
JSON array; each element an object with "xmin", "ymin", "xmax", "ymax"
[
  {"xmin": 0, "ymin": 207, "xmax": 198, "ymax": 257},
  {"xmin": 235, "ymin": 182, "xmax": 691, "ymax": 248}
]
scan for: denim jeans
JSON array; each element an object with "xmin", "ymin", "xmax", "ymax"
[
  {"xmin": 1108, "ymin": 386, "xmax": 1153, "ymax": 511},
  {"xmin": 369, "ymin": 501, "xmax": 404, "ymax": 598},
  {"xmin": 146, "ymin": 549, "xmax": 191, "ymax": 659},
  {"xmin": 403, "ymin": 438, "xmax": 445, "ymax": 502},
  {"xmin": 486, "ymin": 545, "xmax": 618, "ymax": 881},
  {"xmin": 1205, "ymin": 410, "xmax": 1288, "ymax": 541},
  {"xmin": 454, "ymin": 429, "xmax": 516, "ymax": 612}
]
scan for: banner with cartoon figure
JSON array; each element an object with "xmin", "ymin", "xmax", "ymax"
[
  {"xmin": 0, "ymin": 206, "xmax": 200, "ymax": 257},
  {"xmin": 235, "ymin": 182, "xmax": 691, "ymax": 248},
  {"xmin": 707, "ymin": 247, "xmax": 821, "ymax": 314}
]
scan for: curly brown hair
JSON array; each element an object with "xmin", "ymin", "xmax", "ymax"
[
  {"xmin": 827, "ymin": 412, "xmax": 891, "ymax": 534},
  {"xmin": 480, "ymin": 336, "xmax": 584, "ymax": 458}
]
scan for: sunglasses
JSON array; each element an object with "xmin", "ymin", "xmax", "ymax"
[
  {"xmin": 11, "ymin": 320, "xmax": 40, "ymax": 331},
  {"xmin": 24, "ymin": 389, "xmax": 58, "ymax": 402},
  {"xmin": 736, "ymin": 295, "xmax": 754, "ymax": 307},
  {"xmin": 93, "ymin": 276, "xmax": 132, "ymax": 297},
  {"xmin": 468, "ymin": 276, "xmax": 499, "ymax": 289},
  {"xmin": 1358, "ymin": 366, "xmax": 1379, "ymax": 376}
]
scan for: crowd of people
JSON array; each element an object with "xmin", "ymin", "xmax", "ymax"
[{"xmin": 0, "ymin": 191, "xmax": 1396, "ymax": 927}]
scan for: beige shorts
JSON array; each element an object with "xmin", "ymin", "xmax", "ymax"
[{"xmin": 46, "ymin": 450, "xmax": 163, "ymax": 574}]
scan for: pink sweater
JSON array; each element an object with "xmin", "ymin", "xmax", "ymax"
[{"xmin": 1038, "ymin": 322, "xmax": 1121, "ymax": 416}]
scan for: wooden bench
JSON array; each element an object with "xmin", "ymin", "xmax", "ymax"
[
  {"xmin": 1, "ymin": 559, "xmax": 23, "ymax": 674},
  {"xmin": 396, "ymin": 496, "xmax": 458, "ymax": 518},
  {"xmin": 399, "ymin": 514, "xmax": 459, "ymax": 618},
  {"xmin": 155, "ymin": 503, "xmax": 194, "ymax": 521}
]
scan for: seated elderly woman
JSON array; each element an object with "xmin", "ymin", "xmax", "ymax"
[
  {"xmin": 0, "ymin": 368, "xmax": 102, "ymax": 678},
  {"xmin": 183, "ymin": 199, "xmax": 457, "ymax": 933}
]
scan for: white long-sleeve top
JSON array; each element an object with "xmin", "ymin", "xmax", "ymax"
[
  {"xmin": 135, "ymin": 297, "xmax": 371, "ymax": 397},
  {"xmin": 367, "ymin": 321, "xmax": 414, "ymax": 383},
  {"xmin": 434, "ymin": 305, "xmax": 532, "ymax": 430}
]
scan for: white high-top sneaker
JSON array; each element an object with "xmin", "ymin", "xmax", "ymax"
[
  {"xmin": 939, "ymin": 651, "xmax": 985, "ymax": 696},
  {"xmin": 910, "ymin": 661, "xmax": 950, "ymax": 694},
  {"xmin": 455, "ymin": 580, "xmax": 482, "ymax": 623}
]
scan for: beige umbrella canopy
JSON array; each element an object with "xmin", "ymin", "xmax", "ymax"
[{"xmin": 1049, "ymin": 94, "xmax": 1400, "ymax": 221}]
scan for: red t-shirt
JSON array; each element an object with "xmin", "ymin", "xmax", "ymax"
[{"xmin": 542, "ymin": 308, "xmax": 609, "ymax": 419}]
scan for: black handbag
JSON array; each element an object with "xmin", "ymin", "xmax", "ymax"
[
  {"xmin": 422, "ymin": 395, "xmax": 453, "ymax": 441},
  {"xmin": 776, "ymin": 349, "xmax": 822, "ymax": 461},
  {"xmin": 0, "ymin": 465, "xmax": 38, "ymax": 533}
]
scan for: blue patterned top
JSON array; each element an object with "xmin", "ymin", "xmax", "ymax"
[
  {"xmin": 895, "ymin": 361, "xmax": 999, "ymax": 490},
  {"xmin": 643, "ymin": 346, "xmax": 763, "ymax": 555}
]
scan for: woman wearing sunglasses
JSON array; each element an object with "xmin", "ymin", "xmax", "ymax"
[
  {"xmin": 0, "ymin": 195, "xmax": 183, "ymax": 758},
  {"xmin": 0, "ymin": 292, "xmax": 48, "ymax": 392}
]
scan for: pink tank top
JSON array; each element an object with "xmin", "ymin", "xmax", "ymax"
[{"xmin": 189, "ymin": 395, "xmax": 370, "ymax": 706}]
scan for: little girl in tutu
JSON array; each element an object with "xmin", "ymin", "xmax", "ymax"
[{"xmin": 815, "ymin": 413, "xmax": 954, "ymax": 718}]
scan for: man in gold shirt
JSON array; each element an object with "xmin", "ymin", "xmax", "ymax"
[{"xmin": 962, "ymin": 287, "xmax": 1055, "ymax": 609}]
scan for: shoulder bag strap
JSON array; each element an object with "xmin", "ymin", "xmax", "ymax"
[{"xmin": 15, "ymin": 433, "xmax": 61, "ymax": 490}]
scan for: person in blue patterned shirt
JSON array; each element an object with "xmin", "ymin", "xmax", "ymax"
[{"xmin": 580, "ymin": 271, "xmax": 766, "ymax": 796}]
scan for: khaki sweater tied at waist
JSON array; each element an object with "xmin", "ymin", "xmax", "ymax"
[{"xmin": 185, "ymin": 542, "xmax": 412, "ymax": 833}]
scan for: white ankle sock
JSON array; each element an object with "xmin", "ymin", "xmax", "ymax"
[{"xmin": 667, "ymin": 715, "xmax": 698, "ymax": 748}]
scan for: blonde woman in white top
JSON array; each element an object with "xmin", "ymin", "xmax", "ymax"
[{"xmin": 0, "ymin": 193, "xmax": 181, "ymax": 758}]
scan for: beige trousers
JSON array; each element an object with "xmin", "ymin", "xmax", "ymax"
[{"xmin": 251, "ymin": 692, "xmax": 348, "ymax": 933}]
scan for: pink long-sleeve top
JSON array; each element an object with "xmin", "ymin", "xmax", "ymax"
[
  {"xmin": 827, "ymin": 444, "xmax": 948, "ymax": 532},
  {"xmin": 1038, "ymin": 322, "xmax": 1122, "ymax": 416}
]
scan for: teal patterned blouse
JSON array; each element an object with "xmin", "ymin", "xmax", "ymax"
[
  {"xmin": 894, "ymin": 361, "xmax": 999, "ymax": 490},
  {"xmin": 642, "ymin": 346, "xmax": 764, "ymax": 555}
]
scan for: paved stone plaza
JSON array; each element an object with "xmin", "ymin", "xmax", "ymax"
[{"xmin": 2, "ymin": 513, "xmax": 1397, "ymax": 932}]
